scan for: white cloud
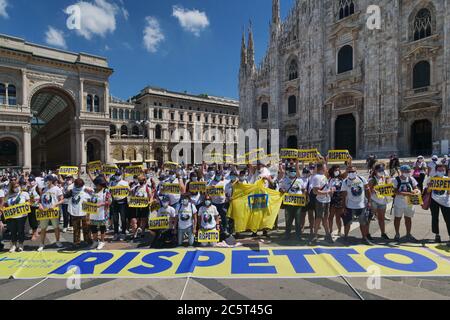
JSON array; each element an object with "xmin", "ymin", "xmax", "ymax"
[
  {"xmin": 172, "ymin": 5, "xmax": 209, "ymax": 37},
  {"xmin": 45, "ymin": 27, "xmax": 67, "ymax": 49},
  {"xmin": 143, "ymin": 17, "xmax": 164, "ymax": 53},
  {"xmin": 67, "ymin": 0, "xmax": 124, "ymax": 40},
  {"xmin": 0, "ymin": 0, "xmax": 9, "ymax": 19}
]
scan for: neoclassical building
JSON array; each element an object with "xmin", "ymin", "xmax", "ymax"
[
  {"xmin": 239, "ymin": 0, "xmax": 450, "ymax": 157},
  {"xmin": 0, "ymin": 34, "xmax": 239, "ymax": 171}
]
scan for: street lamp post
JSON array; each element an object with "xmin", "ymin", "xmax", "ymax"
[{"xmin": 136, "ymin": 120, "xmax": 150, "ymax": 163}]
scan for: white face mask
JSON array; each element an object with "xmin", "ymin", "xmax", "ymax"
[
  {"xmin": 162, "ymin": 202, "xmax": 169, "ymax": 208},
  {"xmin": 436, "ymin": 171, "xmax": 445, "ymax": 177},
  {"xmin": 402, "ymin": 173, "xmax": 411, "ymax": 179},
  {"xmin": 348, "ymin": 173, "xmax": 357, "ymax": 180},
  {"xmin": 334, "ymin": 171, "xmax": 340, "ymax": 177},
  {"xmin": 14, "ymin": 187, "xmax": 20, "ymax": 194}
]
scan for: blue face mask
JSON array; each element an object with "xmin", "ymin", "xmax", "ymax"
[
  {"xmin": 214, "ymin": 176, "xmax": 221, "ymax": 181},
  {"xmin": 205, "ymin": 200, "xmax": 212, "ymax": 207}
]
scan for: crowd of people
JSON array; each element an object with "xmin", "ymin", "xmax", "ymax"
[{"xmin": 0, "ymin": 153, "xmax": 450, "ymax": 253}]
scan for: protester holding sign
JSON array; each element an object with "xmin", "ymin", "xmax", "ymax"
[
  {"xmin": 89, "ymin": 176, "xmax": 111, "ymax": 250},
  {"xmin": 279, "ymin": 164, "xmax": 306, "ymax": 240},
  {"xmin": 67, "ymin": 178, "xmax": 92, "ymax": 249},
  {"xmin": 186, "ymin": 171, "xmax": 205, "ymax": 209},
  {"xmin": 2, "ymin": 178, "xmax": 30, "ymax": 252},
  {"xmin": 129, "ymin": 175, "xmax": 153, "ymax": 239},
  {"xmin": 393, "ymin": 165, "xmax": 419, "ymax": 243},
  {"xmin": 368, "ymin": 163, "xmax": 390, "ymax": 240},
  {"xmin": 26, "ymin": 175, "xmax": 40, "ymax": 241},
  {"xmin": 426, "ymin": 164, "xmax": 450, "ymax": 245},
  {"xmin": 311, "ymin": 163, "xmax": 333, "ymax": 244},
  {"xmin": 174, "ymin": 194, "xmax": 197, "ymax": 246},
  {"xmin": 149, "ymin": 196, "xmax": 176, "ymax": 248},
  {"xmin": 157, "ymin": 170, "xmax": 186, "ymax": 207},
  {"xmin": 328, "ymin": 165, "xmax": 345, "ymax": 237},
  {"xmin": 108, "ymin": 170, "xmax": 130, "ymax": 241},
  {"xmin": 197, "ymin": 195, "xmax": 220, "ymax": 247},
  {"xmin": 59, "ymin": 174, "xmax": 74, "ymax": 233},
  {"xmin": 38, "ymin": 175, "xmax": 64, "ymax": 252},
  {"xmin": 207, "ymin": 170, "xmax": 230, "ymax": 236}
]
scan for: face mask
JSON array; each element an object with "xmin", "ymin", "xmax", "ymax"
[
  {"xmin": 239, "ymin": 177, "xmax": 246, "ymax": 182},
  {"xmin": 348, "ymin": 173, "xmax": 357, "ymax": 180},
  {"xmin": 377, "ymin": 171, "xmax": 385, "ymax": 177},
  {"xmin": 402, "ymin": 173, "xmax": 411, "ymax": 179},
  {"xmin": 334, "ymin": 171, "xmax": 340, "ymax": 177},
  {"xmin": 205, "ymin": 200, "xmax": 212, "ymax": 207},
  {"xmin": 162, "ymin": 202, "xmax": 169, "ymax": 208},
  {"xmin": 230, "ymin": 176, "xmax": 237, "ymax": 182},
  {"xmin": 170, "ymin": 175, "xmax": 176, "ymax": 181},
  {"xmin": 114, "ymin": 175, "xmax": 121, "ymax": 180},
  {"xmin": 191, "ymin": 177, "xmax": 198, "ymax": 182},
  {"xmin": 289, "ymin": 172, "xmax": 297, "ymax": 179},
  {"xmin": 134, "ymin": 179, "xmax": 138, "ymax": 184},
  {"xmin": 14, "ymin": 187, "xmax": 20, "ymax": 194},
  {"xmin": 182, "ymin": 199, "xmax": 189, "ymax": 206},
  {"xmin": 208, "ymin": 171, "xmax": 215, "ymax": 177},
  {"xmin": 215, "ymin": 176, "xmax": 221, "ymax": 181},
  {"xmin": 436, "ymin": 171, "xmax": 445, "ymax": 177}
]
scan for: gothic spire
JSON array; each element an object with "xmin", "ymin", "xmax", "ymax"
[
  {"xmin": 272, "ymin": 0, "xmax": 280, "ymax": 25},
  {"xmin": 240, "ymin": 29, "xmax": 247, "ymax": 68},
  {"xmin": 247, "ymin": 21, "xmax": 255, "ymax": 68}
]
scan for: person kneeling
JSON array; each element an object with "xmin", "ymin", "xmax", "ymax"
[
  {"xmin": 175, "ymin": 194, "xmax": 197, "ymax": 247},
  {"xmin": 197, "ymin": 196, "xmax": 220, "ymax": 247}
]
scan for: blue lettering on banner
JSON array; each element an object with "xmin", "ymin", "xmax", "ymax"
[
  {"xmin": 315, "ymin": 248, "xmax": 366, "ymax": 273},
  {"xmin": 129, "ymin": 251, "xmax": 179, "ymax": 275},
  {"xmin": 365, "ymin": 248, "xmax": 438, "ymax": 272},
  {"xmin": 176, "ymin": 251, "xmax": 225, "ymax": 274},
  {"xmin": 247, "ymin": 194, "xmax": 269, "ymax": 210},
  {"xmin": 231, "ymin": 250, "xmax": 277, "ymax": 274},
  {"xmin": 272, "ymin": 249, "xmax": 316, "ymax": 273},
  {"xmin": 101, "ymin": 252, "xmax": 140, "ymax": 274},
  {"xmin": 50, "ymin": 252, "xmax": 114, "ymax": 275}
]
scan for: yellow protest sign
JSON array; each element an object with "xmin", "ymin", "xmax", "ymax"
[
  {"xmin": 87, "ymin": 161, "xmax": 103, "ymax": 173},
  {"xmin": 206, "ymin": 186, "xmax": 225, "ymax": 197},
  {"xmin": 374, "ymin": 184, "xmax": 395, "ymax": 197},
  {"xmin": 150, "ymin": 201, "xmax": 161, "ymax": 213},
  {"xmin": 102, "ymin": 164, "xmax": 119, "ymax": 176},
  {"xmin": 109, "ymin": 186, "xmax": 130, "ymax": 199},
  {"xmin": 282, "ymin": 194, "xmax": 307, "ymax": 207},
  {"xmin": 428, "ymin": 178, "xmax": 450, "ymax": 191},
  {"xmin": 161, "ymin": 183, "xmax": 181, "ymax": 195},
  {"xmin": 298, "ymin": 149, "xmax": 319, "ymax": 162},
  {"xmin": 36, "ymin": 208, "xmax": 60, "ymax": 221},
  {"xmin": 58, "ymin": 166, "xmax": 79, "ymax": 176},
  {"xmin": 198, "ymin": 230, "xmax": 220, "ymax": 243},
  {"xmin": 189, "ymin": 182, "xmax": 207, "ymax": 193},
  {"xmin": 81, "ymin": 202, "xmax": 98, "ymax": 215},
  {"xmin": 408, "ymin": 194, "xmax": 424, "ymax": 206},
  {"xmin": 280, "ymin": 149, "xmax": 299, "ymax": 159},
  {"xmin": 148, "ymin": 217, "xmax": 170, "ymax": 230},
  {"xmin": 2, "ymin": 203, "xmax": 31, "ymax": 220},
  {"xmin": 163, "ymin": 162, "xmax": 179, "ymax": 170},
  {"xmin": 327, "ymin": 150, "xmax": 351, "ymax": 163},
  {"xmin": 124, "ymin": 165, "xmax": 143, "ymax": 177},
  {"xmin": 128, "ymin": 197, "xmax": 149, "ymax": 208}
]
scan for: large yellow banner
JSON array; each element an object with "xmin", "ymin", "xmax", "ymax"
[
  {"xmin": 0, "ymin": 246, "xmax": 449, "ymax": 280},
  {"xmin": 228, "ymin": 180, "xmax": 283, "ymax": 233}
]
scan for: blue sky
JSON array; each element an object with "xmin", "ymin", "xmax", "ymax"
[{"xmin": 0, "ymin": 0, "xmax": 294, "ymax": 100}]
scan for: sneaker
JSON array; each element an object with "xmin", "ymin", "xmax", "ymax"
[
  {"xmin": 310, "ymin": 236, "xmax": 319, "ymax": 244},
  {"xmin": 381, "ymin": 233, "xmax": 390, "ymax": 240},
  {"xmin": 362, "ymin": 238, "xmax": 374, "ymax": 246},
  {"xmin": 394, "ymin": 235, "xmax": 401, "ymax": 243},
  {"xmin": 435, "ymin": 235, "xmax": 442, "ymax": 244},
  {"xmin": 406, "ymin": 235, "xmax": 417, "ymax": 243},
  {"xmin": 367, "ymin": 234, "xmax": 374, "ymax": 241},
  {"xmin": 67, "ymin": 226, "xmax": 73, "ymax": 232},
  {"xmin": 113, "ymin": 234, "xmax": 120, "ymax": 241},
  {"xmin": 325, "ymin": 235, "xmax": 334, "ymax": 244},
  {"xmin": 385, "ymin": 216, "xmax": 391, "ymax": 221},
  {"xmin": 9, "ymin": 245, "xmax": 17, "ymax": 253},
  {"xmin": 97, "ymin": 242, "xmax": 105, "ymax": 250},
  {"xmin": 55, "ymin": 242, "xmax": 63, "ymax": 248},
  {"xmin": 17, "ymin": 245, "xmax": 24, "ymax": 253},
  {"xmin": 62, "ymin": 228, "xmax": 68, "ymax": 233},
  {"xmin": 37, "ymin": 246, "xmax": 44, "ymax": 252}
]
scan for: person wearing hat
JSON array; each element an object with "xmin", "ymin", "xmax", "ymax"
[
  {"xmin": 108, "ymin": 170, "xmax": 130, "ymax": 241},
  {"xmin": 66, "ymin": 178, "xmax": 92, "ymax": 249},
  {"xmin": 37, "ymin": 175, "xmax": 64, "ymax": 252},
  {"xmin": 208, "ymin": 170, "xmax": 230, "ymax": 236},
  {"xmin": 428, "ymin": 155, "xmax": 439, "ymax": 177},
  {"xmin": 150, "ymin": 196, "xmax": 177, "ymax": 248},
  {"xmin": 58, "ymin": 174, "xmax": 74, "ymax": 233},
  {"xmin": 174, "ymin": 194, "xmax": 197, "ymax": 247},
  {"xmin": 392, "ymin": 165, "xmax": 420, "ymax": 243},
  {"xmin": 413, "ymin": 156, "xmax": 427, "ymax": 192},
  {"xmin": 368, "ymin": 163, "xmax": 390, "ymax": 240},
  {"xmin": 89, "ymin": 176, "xmax": 111, "ymax": 250}
]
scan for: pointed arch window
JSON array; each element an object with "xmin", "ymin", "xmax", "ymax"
[
  {"xmin": 120, "ymin": 125, "xmax": 128, "ymax": 136},
  {"xmin": 338, "ymin": 0, "xmax": 355, "ymax": 20},
  {"xmin": 413, "ymin": 9, "xmax": 432, "ymax": 41},
  {"xmin": 288, "ymin": 59, "xmax": 298, "ymax": 80}
]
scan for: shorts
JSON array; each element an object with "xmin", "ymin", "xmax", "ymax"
[
  {"xmin": 128, "ymin": 208, "xmax": 150, "ymax": 220},
  {"xmin": 342, "ymin": 208, "xmax": 370, "ymax": 226},
  {"xmin": 371, "ymin": 201, "xmax": 387, "ymax": 211},
  {"xmin": 315, "ymin": 201, "xmax": 330, "ymax": 219},
  {"xmin": 40, "ymin": 218, "xmax": 60, "ymax": 230},
  {"xmin": 394, "ymin": 206, "xmax": 415, "ymax": 218},
  {"xmin": 90, "ymin": 220, "xmax": 107, "ymax": 234}
]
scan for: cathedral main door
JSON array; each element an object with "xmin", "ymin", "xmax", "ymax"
[
  {"xmin": 411, "ymin": 120, "xmax": 432, "ymax": 156},
  {"xmin": 335, "ymin": 114, "xmax": 356, "ymax": 157}
]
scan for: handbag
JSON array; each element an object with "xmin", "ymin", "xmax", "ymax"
[{"xmin": 422, "ymin": 190, "xmax": 431, "ymax": 210}]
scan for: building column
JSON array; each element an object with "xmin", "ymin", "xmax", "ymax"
[
  {"xmin": 80, "ymin": 129, "xmax": 87, "ymax": 168},
  {"xmin": 21, "ymin": 69, "xmax": 27, "ymax": 108},
  {"xmin": 23, "ymin": 126, "xmax": 32, "ymax": 171},
  {"xmin": 104, "ymin": 82, "xmax": 110, "ymax": 115},
  {"xmin": 79, "ymin": 79, "xmax": 84, "ymax": 116},
  {"xmin": 105, "ymin": 130, "xmax": 111, "ymax": 163}
]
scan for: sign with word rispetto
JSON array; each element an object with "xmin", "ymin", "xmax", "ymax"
[
  {"xmin": 282, "ymin": 194, "xmax": 307, "ymax": 207},
  {"xmin": 298, "ymin": 149, "xmax": 319, "ymax": 162},
  {"xmin": 374, "ymin": 184, "xmax": 395, "ymax": 197},
  {"xmin": 109, "ymin": 186, "xmax": 130, "ymax": 199},
  {"xmin": 280, "ymin": 149, "xmax": 299, "ymax": 159},
  {"xmin": 428, "ymin": 178, "xmax": 450, "ymax": 191},
  {"xmin": 36, "ymin": 208, "xmax": 60, "ymax": 221},
  {"xmin": 206, "ymin": 186, "xmax": 225, "ymax": 197},
  {"xmin": 87, "ymin": 161, "xmax": 103, "ymax": 173},
  {"xmin": 81, "ymin": 202, "xmax": 98, "ymax": 215},
  {"xmin": 124, "ymin": 165, "xmax": 144, "ymax": 177},
  {"xmin": 2, "ymin": 203, "xmax": 31, "ymax": 220},
  {"xmin": 150, "ymin": 201, "xmax": 161, "ymax": 212},
  {"xmin": 161, "ymin": 183, "xmax": 181, "ymax": 195},
  {"xmin": 102, "ymin": 164, "xmax": 119, "ymax": 176},
  {"xmin": 408, "ymin": 194, "xmax": 424, "ymax": 206},
  {"xmin": 148, "ymin": 216, "xmax": 170, "ymax": 230},
  {"xmin": 163, "ymin": 162, "xmax": 179, "ymax": 171},
  {"xmin": 189, "ymin": 182, "xmax": 207, "ymax": 193},
  {"xmin": 197, "ymin": 230, "xmax": 220, "ymax": 243},
  {"xmin": 327, "ymin": 150, "xmax": 351, "ymax": 163},
  {"xmin": 58, "ymin": 166, "xmax": 79, "ymax": 176},
  {"xmin": 128, "ymin": 197, "xmax": 150, "ymax": 208}
]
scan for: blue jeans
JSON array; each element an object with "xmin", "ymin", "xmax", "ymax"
[{"xmin": 178, "ymin": 226, "xmax": 195, "ymax": 246}]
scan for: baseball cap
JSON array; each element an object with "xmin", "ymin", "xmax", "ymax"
[
  {"xmin": 432, "ymin": 155, "xmax": 439, "ymax": 161},
  {"xmin": 400, "ymin": 165, "xmax": 411, "ymax": 172}
]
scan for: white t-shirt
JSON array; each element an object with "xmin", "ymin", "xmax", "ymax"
[
  {"xmin": 5, "ymin": 191, "xmax": 30, "ymax": 219},
  {"xmin": 0, "ymin": 188, "xmax": 5, "ymax": 198},
  {"xmin": 369, "ymin": 176, "xmax": 388, "ymax": 205},
  {"xmin": 311, "ymin": 174, "xmax": 331, "ymax": 203},
  {"xmin": 159, "ymin": 178, "xmax": 181, "ymax": 206},
  {"xmin": 208, "ymin": 180, "xmax": 226, "ymax": 204},
  {"xmin": 198, "ymin": 205, "xmax": 219, "ymax": 230},
  {"xmin": 62, "ymin": 183, "xmax": 74, "ymax": 205},
  {"xmin": 68, "ymin": 188, "xmax": 91, "ymax": 217},
  {"xmin": 110, "ymin": 180, "xmax": 129, "ymax": 202},
  {"xmin": 175, "ymin": 203, "xmax": 197, "ymax": 230},
  {"xmin": 156, "ymin": 206, "xmax": 176, "ymax": 219},
  {"xmin": 249, "ymin": 167, "xmax": 271, "ymax": 186},
  {"xmin": 88, "ymin": 189, "xmax": 110, "ymax": 221},
  {"xmin": 40, "ymin": 185, "xmax": 63, "ymax": 209},
  {"xmin": 428, "ymin": 161, "xmax": 438, "ymax": 177},
  {"xmin": 431, "ymin": 175, "xmax": 450, "ymax": 208},
  {"xmin": 342, "ymin": 176, "xmax": 368, "ymax": 209},
  {"xmin": 393, "ymin": 176, "xmax": 418, "ymax": 208},
  {"xmin": 279, "ymin": 177, "xmax": 305, "ymax": 195}
]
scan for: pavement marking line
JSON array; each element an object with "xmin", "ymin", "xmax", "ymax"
[
  {"xmin": 180, "ymin": 276, "xmax": 191, "ymax": 301},
  {"xmin": 340, "ymin": 276, "xmax": 365, "ymax": 301},
  {"xmin": 11, "ymin": 277, "xmax": 49, "ymax": 301}
]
